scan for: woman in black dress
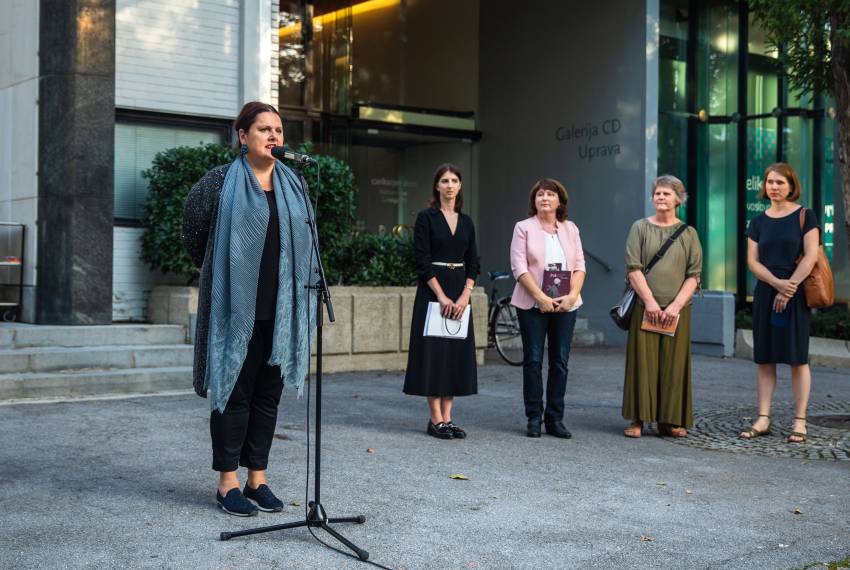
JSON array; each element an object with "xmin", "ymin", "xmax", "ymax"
[
  {"xmin": 740, "ymin": 163, "xmax": 820, "ymax": 444},
  {"xmin": 404, "ymin": 164, "xmax": 480, "ymax": 439}
]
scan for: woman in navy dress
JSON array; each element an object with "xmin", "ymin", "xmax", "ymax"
[
  {"xmin": 739, "ymin": 163, "xmax": 820, "ymax": 444},
  {"xmin": 404, "ymin": 164, "xmax": 480, "ymax": 439}
]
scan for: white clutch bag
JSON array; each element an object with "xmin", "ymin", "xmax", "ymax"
[{"xmin": 423, "ymin": 302, "xmax": 471, "ymax": 340}]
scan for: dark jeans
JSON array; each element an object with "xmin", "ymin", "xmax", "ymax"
[
  {"xmin": 210, "ymin": 320, "xmax": 283, "ymax": 472},
  {"xmin": 517, "ymin": 308, "xmax": 577, "ymax": 424}
]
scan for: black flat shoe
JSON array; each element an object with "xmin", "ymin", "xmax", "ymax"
[
  {"xmin": 445, "ymin": 421, "xmax": 466, "ymax": 439},
  {"xmin": 545, "ymin": 421, "xmax": 572, "ymax": 439},
  {"xmin": 427, "ymin": 420, "xmax": 453, "ymax": 439},
  {"xmin": 526, "ymin": 419, "xmax": 542, "ymax": 438},
  {"xmin": 216, "ymin": 488, "xmax": 259, "ymax": 517},
  {"xmin": 243, "ymin": 483, "xmax": 284, "ymax": 512}
]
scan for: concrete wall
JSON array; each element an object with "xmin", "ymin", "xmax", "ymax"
[
  {"xmin": 150, "ymin": 285, "xmax": 490, "ymax": 372},
  {"xmin": 0, "ymin": 0, "xmax": 39, "ymax": 322},
  {"xmin": 478, "ymin": 0, "xmax": 657, "ymax": 344}
]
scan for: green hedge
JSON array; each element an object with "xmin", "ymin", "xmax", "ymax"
[
  {"xmin": 334, "ymin": 233, "xmax": 417, "ymax": 286},
  {"xmin": 292, "ymin": 143, "xmax": 355, "ymax": 285},
  {"xmin": 140, "ymin": 142, "xmax": 417, "ymax": 287},
  {"xmin": 735, "ymin": 303, "xmax": 850, "ymax": 341},
  {"xmin": 140, "ymin": 143, "xmax": 237, "ymax": 283}
]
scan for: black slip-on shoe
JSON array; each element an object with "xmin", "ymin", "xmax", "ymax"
[
  {"xmin": 243, "ymin": 483, "xmax": 284, "ymax": 513},
  {"xmin": 545, "ymin": 421, "xmax": 572, "ymax": 439},
  {"xmin": 445, "ymin": 421, "xmax": 467, "ymax": 439},
  {"xmin": 427, "ymin": 420, "xmax": 453, "ymax": 439},
  {"xmin": 526, "ymin": 419, "xmax": 542, "ymax": 438},
  {"xmin": 216, "ymin": 488, "xmax": 259, "ymax": 517}
]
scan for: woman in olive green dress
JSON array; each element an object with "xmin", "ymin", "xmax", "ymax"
[{"xmin": 622, "ymin": 175, "xmax": 703, "ymax": 438}]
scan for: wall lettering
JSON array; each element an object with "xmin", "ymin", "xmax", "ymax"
[{"xmin": 555, "ymin": 117, "xmax": 623, "ymax": 162}]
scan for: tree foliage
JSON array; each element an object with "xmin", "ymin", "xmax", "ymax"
[{"xmin": 749, "ymin": 0, "xmax": 849, "ymax": 97}]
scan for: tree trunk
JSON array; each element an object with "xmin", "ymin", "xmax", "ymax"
[{"xmin": 832, "ymin": 10, "xmax": 850, "ymax": 269}]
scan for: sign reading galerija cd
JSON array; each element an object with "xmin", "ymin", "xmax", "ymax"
[{"xmin": 555, "ymin": 118, "xmax": 622, "ymax": 162}]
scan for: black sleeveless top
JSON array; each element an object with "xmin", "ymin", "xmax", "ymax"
[{"xmin": 255, "ymin": 190, "xmax": 280, "ymax": 321}]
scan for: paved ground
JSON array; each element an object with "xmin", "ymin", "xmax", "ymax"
[{"xmin": 1, "ymin": 348, "xmax": 849, "ymax": 570}]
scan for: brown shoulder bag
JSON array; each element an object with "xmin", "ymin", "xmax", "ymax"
[{"xmin": 797, "ymin": 208, "xmax": 834, "ymax": 308}]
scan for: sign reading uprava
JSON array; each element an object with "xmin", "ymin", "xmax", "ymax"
[{"xmin": 555, "ymin": 118, "xmax": 622, "ymax": 162}]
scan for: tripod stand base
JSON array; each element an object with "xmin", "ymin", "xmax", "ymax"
[{"xmin": 220, "ymin": 502, "xmax": 368, "ymax": 561}]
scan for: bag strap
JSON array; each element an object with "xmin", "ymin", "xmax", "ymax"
[
  {"xmin": 644, "ymin": 223, "xmax": 689, "ymax": 275},
  {"xmin": 798, "ymin": 207, "xmax": 822, "ymax": 246}
]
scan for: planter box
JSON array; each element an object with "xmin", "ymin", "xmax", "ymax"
[
  {"xmin": 150, "ymin": 285, "xmax": 488, "ymax": 372},
  {"xmin": 736, "ymin": 329, "xmax": 850, "ymax": 368},
  {"xmin": 313, "ymin": 286, "xmax": 488, "ymax": 372},
  {"xmin": 149, "ymin": 286, "xmax": 198, "ymax": 342},
  {"xmin": 691, "ymin": 291, "xmax": 735, "ymax": 357}
]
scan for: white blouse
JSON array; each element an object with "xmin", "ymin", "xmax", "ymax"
[
  {"xmin": 544, "ymin": 232, "xmax": 566, "ymax": 270},
  {"xmin": 542, "ymin": 231, "xmax": 577, "ymax": 312}
]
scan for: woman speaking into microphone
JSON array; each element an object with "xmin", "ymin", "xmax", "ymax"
[{"xmin": 182, "ymin": 101, "xmax": 316, "ymax": 517}]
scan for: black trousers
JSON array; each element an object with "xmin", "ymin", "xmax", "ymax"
[{"xmin": 210, "ymin": 320, "xmax": 283, "ymax": 472}]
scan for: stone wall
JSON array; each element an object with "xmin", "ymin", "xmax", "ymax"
[{"xmin": 150, "ymin": 285, "xmax": 489, "ymax": 372}]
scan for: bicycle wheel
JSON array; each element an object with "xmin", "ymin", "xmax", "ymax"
[{"xmin": 492, "ymin": 298, "xmax": 523, "ymax": 366}]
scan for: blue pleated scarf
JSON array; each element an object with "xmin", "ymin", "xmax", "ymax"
[{"xmin": 206, "ymin": 154, "xmax": 316, "ymax": 412}]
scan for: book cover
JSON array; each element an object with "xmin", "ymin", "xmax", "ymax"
[
  {"xmin": 640, "ymin": 313, "xmax": 680, "ymax": 336},
  {"xmin": 542, "ymin": 270, "xmax": 572, "ymax": 298}
]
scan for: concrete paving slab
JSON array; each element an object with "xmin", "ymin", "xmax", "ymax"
[{"xmin": 0, "ymin": 348, "xmax": 848, "ymax": 569}]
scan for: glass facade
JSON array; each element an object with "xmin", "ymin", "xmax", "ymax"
[
  {"xmin": 658, "ymin": 0, "xmax": 838, "ymax": 299},
  {"xmin": 278, "ymin": 0, "xmax": 480, "ymax": 235}
]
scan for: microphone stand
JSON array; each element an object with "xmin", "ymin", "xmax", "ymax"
[{"xmin": 220, "ymin": 158, "xmax": 369, "ymax": 562}]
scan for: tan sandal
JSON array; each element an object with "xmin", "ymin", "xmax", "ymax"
[
  {"xmin": 787, "ymin": 416, "xmax": 807, "ymax": 444},
  {"xmin": 740, "ymin": 414, "xmax": 771, "ymax": 439},
  {"xmin": 623, "ymin": 421, "xmax": 643, "ymax": 438},
  {"xmin": 658, "ymin": 423, "xmax": 688, "ymax": 438}
]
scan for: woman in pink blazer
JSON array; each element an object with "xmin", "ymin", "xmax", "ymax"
[{"xmin": 509, "ymin": 179, "xmax": 586, "ymax": 438}]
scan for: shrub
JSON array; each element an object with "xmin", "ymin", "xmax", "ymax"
[
  {"xmin": 334, "ymin": 233, "xmax": 417, "ymax": 286},
  {"xmin": 811, "ymin": 304, "xmax": 850, "ymax": 341},
  {"xmin": 735, "ymin": 305, "xmax": 753, "ymax": 330},
  {"xmin": 735, "ymin": 302, "xmax": 850, "ymax": 340},
  {"xmin": 140, "ymin": 142, "xmax": 356, "ymax": 285},
  {"xmin": 292, "ymin": 143, "xmax": 356, "ymax": 285},
  {"xmin": 141, "ymin": 143, "xmax": 237, "ymax": 283}
]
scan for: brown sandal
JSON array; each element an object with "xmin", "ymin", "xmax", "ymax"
[
  {"xmin": 787, "ymin": 416, "xmax": 807, "ymax": 444},
  {"xmin": 623, "ymin": 421, "xmax": 643, "ymax": 438},
  {"xmin": 740, "ymin": 414, "xmax": 771, "ymax": 439},
  {"xmin": 658, "ymin": 423, "xmax": 688, "ymax": 438}
]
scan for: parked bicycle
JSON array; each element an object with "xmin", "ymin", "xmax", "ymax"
[{"xmin": 487, "ymin": 271, "xmax": 523, "ymax": 366}]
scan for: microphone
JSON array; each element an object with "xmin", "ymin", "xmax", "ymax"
[{"xmin": 271, "ymin": 146, "xmax": 316, "ymax": 164}]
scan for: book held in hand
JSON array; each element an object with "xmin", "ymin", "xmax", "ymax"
[
  {"xmin": 542, "ymin": 269, "xmax": 572, "ymax": 298},
  {"xmin": 640, "ymin": 312, "xmax": 680, "ymax": 336}
]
